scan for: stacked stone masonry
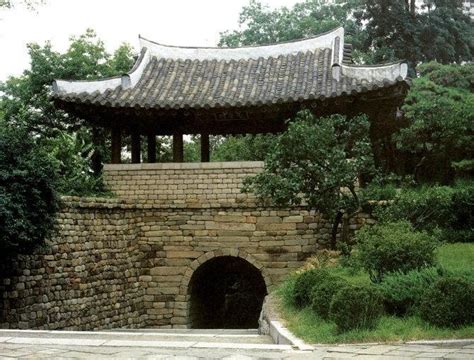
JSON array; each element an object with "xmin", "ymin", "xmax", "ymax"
[{"xmin": 0, "ymin": 162, "xmax": 373, "ymax": 330}]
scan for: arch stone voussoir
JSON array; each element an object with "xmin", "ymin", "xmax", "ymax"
[{"xmin": 178, "ymin": 250, "xmax": 272, "ymax": 298}]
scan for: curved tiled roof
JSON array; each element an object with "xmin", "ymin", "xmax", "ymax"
[{"xmin": 52, "ymin": 27, "xmax": 408, "ymax": 110}]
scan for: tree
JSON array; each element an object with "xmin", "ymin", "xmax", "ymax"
[
  {"xmin": 220, "ymin": 1, "xmax": 473, "ymax": 71},
  {"xmin": 396, "ymin": 62, "xmax": 474, "ymax": 183},
  {"xmin": 243, "ymin": 111, "xmax": 375, "ymax": 249},
  {"xmin": 357, "ymin": 0, "xmax": 473, "ymax": 71},
  {"xmin": 219, "ymin": 0, "xmax": 367, "ymax": 61},
  {"xmin": 1, "ymin": 29, "xmax": 133, "ymax": 135},
  {"xmin": 0, "ymin": 29, "xmax": 134, "ymax": 192},
  {"xmin": 211, "ymin": 134, "xmax": 276, "ymax": 162},
  {"xmin": 0, "ymin": 121, "xmax": 59, "ymax": 258}
]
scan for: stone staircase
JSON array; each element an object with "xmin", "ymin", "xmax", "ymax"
[{"xmin": 0, "ymin": 328, "xmax": 290, "ymax": 352}]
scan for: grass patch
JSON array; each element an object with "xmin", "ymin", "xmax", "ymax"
[
  {"xmin": 275, "ymin": 243, "xmax": 474, "ymax": 344},
  {"xmin": 437, "ymin": 243, "xmax": 474, "ymax": 275}
]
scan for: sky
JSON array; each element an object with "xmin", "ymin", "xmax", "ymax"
[{"xmin": 0, "ymin": 0, "xmax": 300, "ymax": 81}]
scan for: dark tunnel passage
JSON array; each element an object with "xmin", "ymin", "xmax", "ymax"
[{"xmin": 188, "ymin": 256, "xmax": 267, "ymax": 329}]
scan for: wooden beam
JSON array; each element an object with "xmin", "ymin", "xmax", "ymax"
[
  {"xmin": 173, "ymin": 132, "xmax": 183, "ymax": 162},
  {"xmin": 147, "ymin": 134, "xmax": 157, "ymax": 163},
  {"xmin": 201, "ymin": 133, "xmax": 210, "ymax": 162},
  {"xmin": 111, "ymin": 127, "xmax": 121, "ymax": 164},
  {"xmin": 131, "ymin": 131, "xmax": 141, "ymax": 163}
]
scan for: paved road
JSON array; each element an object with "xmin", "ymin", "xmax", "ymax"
[{"xmin": 0, "ymin": 329, "xmax": 473, "ymax": 359}]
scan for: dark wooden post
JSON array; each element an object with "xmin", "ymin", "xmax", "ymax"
[
  {"xmin": 147, "ymin": 134, "xmax": 157, "ymax": 163},
  {"xmin": 201, "ymin": 133, "xmax": 210, "ymax": 162},
  {"xmin": 111, "ymin": 127, "xmax": 122, "ymax": 164},
  {"xmin": 173, "ymin": 132, "xmax": 183, "ymax": 162},
  {"xmin": 91, "ymin": 127, "xmax": 104, "ymax": 176},
  {"xmin": 131, "ymin": 131, "xmax": 141, "ymax": 164}
]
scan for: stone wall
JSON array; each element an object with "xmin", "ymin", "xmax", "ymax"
[
  {"xmin": 0, "ymin": 162, "xmax": 373, "ymax": 330},
  {"xmin": 103, "ymin": 162, "xmax": 261, "ymax": 208},
  {"xmin": 0, "ymin": 199, "xmax": 146, "ymax": 330}
]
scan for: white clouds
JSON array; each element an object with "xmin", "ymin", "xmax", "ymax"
[{"xmin": 0, "ymin": 0, "xmax": 299, "ymax": 81}]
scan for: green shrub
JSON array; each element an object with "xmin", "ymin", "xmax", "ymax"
[
  {"xmin": 439, "ymin": 228, "xmax": 474, "ymax": 244},
  {"xmin": 311, "ymin": 275, "xmax": 348, "ymax": 319},
  {"xmin": 374, "ymin": 183, "xmax": 474, "ymax": 242},
  {"xmin": 378, "ymin": 267, "xmax": 446, "ymax": 316},
  {"xmin": 356, "ymin": 221, "xmax": 438, "ymax": 283},
  {"xmin": 293, "ymin": 268, "xmax": 331, "ymax": 307},
  {"xmin": 419, "ymin": 277, "xmax": 474, "ymax": 328},
  {"xmin": 0, "ymin": 126, "xmax": 59, "ymax": 258},
  {"xmin": 329, "ymin": 285, "xmax": 384, "ymax": 332},
  {"xmin": 375, "ymin": 186, "xmax": 454, "ymax": 229},
  {"xmin": 448, "ymin": 183, "xmax": 474, "ymax": 242}
]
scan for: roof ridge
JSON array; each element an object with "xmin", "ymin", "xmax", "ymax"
[
  {"xmin": 138, "ymin": 26, "xmax": 344, "ymax": 51},
  {"xmin": 138, "ymin": 27, "xmax": 344, "ymax": 62}
]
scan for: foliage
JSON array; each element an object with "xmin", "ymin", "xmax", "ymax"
[
  {"xmin": 356, "ymin": 221, "xmax": 438, "ymax": 283},
  {"xmin": 220, "ymin": 1, "xmax": 473, "ymax": 70},
  {"xmin": 243, "ymin": 111, "xmax": 374, "ymax": 249},
  {"xmin": 356, "ymin": 0, "xmax": 473, "ymax": 71},
  {"xmin": 0, "ymin": 124, "xmax": 59, "ymax": 257},
  {"xmin": 375, "ymin": 182, "xmax": 474, "ymax": 242},
  {"xmin": 211, "ymin": 134, "xmax": 276, "ymax": 162},
  {"xmin": 378, "ymin": 267, "xmax": 446, "ymax": 316},
  {"xmin": 1, "ymin": 29, "xmax": 133, "ymax": 135},
  {"xmin": 219, "ymin": 0, "xmax": 366, "ymax": 59},
  {"xmin": 0, "ymin": 29, "xmax": 134, "ymax": 195},
  {"xmin": 397, "ymin": 64, "xmax": 474, "ymax": 183},
  {"xmin": 41, "ymin": 131, "xmax": 109, "ymax": 196},
  {"xmin": 417, "ymin": 61, "xmax": 474, "ymax": 91},
  {"xmin": 329, "ymin": 284, "xmax": 384, "ymax": 332},
  {"xmin": 276, "ymin": 243, "xmax": 474, "ymax": 342},
  {"xmin": 419, "ymin": 277, "xmax": 474, "ymax": 328},
  {"xmin": 311, "ymin": 275, "xmax": 348, "ymax": 319},
  {"xmin": 293, "ymin": 268, "xmax": 331, "ymax": 307}
]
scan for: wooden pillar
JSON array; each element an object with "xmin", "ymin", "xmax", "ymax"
[
  {"xmin": 111, "ymin": 127, "xmax": 121, "ymax": 164},
  {"xmin": 173, "ymin": 132, "xmax": 183, "ymax": 162},
  {"xmin": 147, "ymin": 134, "xmax": 157, "ymax": 163},
  {"xmin": 201, "ymin": 133, "xmax": 210, "ymax": 162},
  {"xmin": 131, "ymin": 131, "xmax": 141, "ymax": 164}
]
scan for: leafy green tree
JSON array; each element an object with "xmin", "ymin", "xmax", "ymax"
[
  {"xmin": 0, "ymin": 29, "xmax": 134, "ymax": 192},
  {"xmin": 41, "ymin": 130, "xmax": 109, "ymax": 196},
  {"xmin": 220, "ymin": 0, "xmax": 367, "ymax": 61},
  {"xmin": 0, "ymin": 121, "xmax": 59, "ymax": 258},
  {"xmin": 356, "ymin": 0, "xmax": 473, "ymax": 70},
  {"xmin": 1, "ymin": 29, "xmax": 133, "ymax": 134},
  {"xmin": 396, "ymin": 62, "xmax": 474, "ymax": 183},
  {"xmin": 221, "ymin": 0, "xmax": 473, "ymax": 71},
  {"xmin": 243, "ymin": 111, "xmax": 374, "ymax": 249},
  {"xmin": 212, "ymin": 134, "xmax": 276, "ymax": 162}
]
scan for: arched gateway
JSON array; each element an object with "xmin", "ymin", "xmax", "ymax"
[
  {"xmin": 176, "ymin": 250, "xmax": 271, "ymax": 328},
  {"xmin": 9, "ymin": 27, "xmax": 411, "ymax": 330},
  {"xmin": 189, "ymin": 256, "xmax": 266, "ymax": 328}
]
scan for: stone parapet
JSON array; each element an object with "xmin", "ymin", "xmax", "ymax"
[{"xmin": 103, "ymin": 161, "xmax": 263, "ymax": 208}]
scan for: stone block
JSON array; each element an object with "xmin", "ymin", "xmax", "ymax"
[{"xmin": 166, "ymin": 251, "xmax": 203, "ymax": 259}]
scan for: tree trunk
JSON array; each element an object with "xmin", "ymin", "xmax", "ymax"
[
  {"xmin": 331, "ymin": 211, "xmax": 344, "ymax": 250},
  {"xmin": 410, "ymin": 0, "xmax": 416, "ymax": 16}
]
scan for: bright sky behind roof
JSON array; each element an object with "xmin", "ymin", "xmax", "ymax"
[{"xmin": 0, "ymin": 0, "xmax": 300, "ymax": 81}]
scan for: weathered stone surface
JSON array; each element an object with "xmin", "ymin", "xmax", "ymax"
[{"xmin": 0, "ymin": 163, "xmax": 370, "ymax": 330}]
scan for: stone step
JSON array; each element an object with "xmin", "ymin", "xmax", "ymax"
[{"xmin": 0, "ymin": 329, "xmax": 289, "ymax": 351}]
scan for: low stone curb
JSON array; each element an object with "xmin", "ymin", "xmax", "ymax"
[
  {"xmin": 311, "ymin": 339, "xmax": 474, "ymax": 347},
  {"xmin": 406, "ymin": 339, "xmax": 474, "ymax": 347},
  {"xmin": 0, "ymin": 333, "xmax": 293, "ymax": 351},
  {"xmin": 259, "ymin": 294, "xmax": 314, "ymax": 351}
]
